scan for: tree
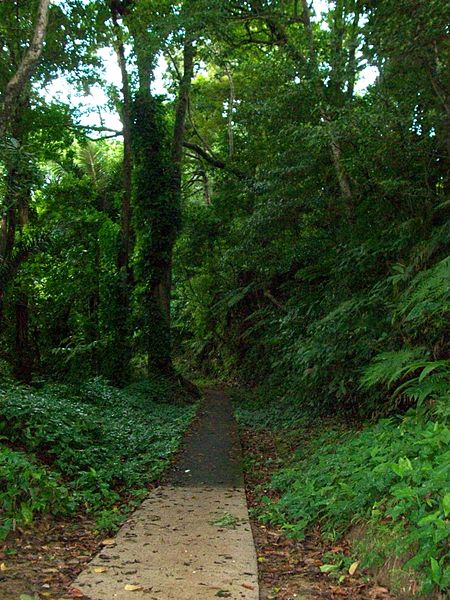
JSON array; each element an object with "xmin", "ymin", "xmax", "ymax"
[{"xmin": 0, "ymin": 0, "xmax": 50, "ymax": 138}]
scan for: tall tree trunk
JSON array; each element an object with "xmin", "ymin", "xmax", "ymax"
[
  {"xmin": 107, "ymin": 5, "xmax": 134, "ymax": 384},
  {"xmin": 13, "ymin": 292, "xmax": 32, "ymax": 383},
  {"xmin": 12, "ymin": 152, "xmax": 32, "ymax": 383},
  {"xmin": 112, "ymin": 13, "xmax": 133, "ymax": 280},
  {"xmin": 0, "ymin": 0, "xmax": 49, "ymax": 361},
  {"xmin": 152, "ymin": 34, "xmax": 194, "ymax": 364},
  {"xmin": 300, "ymin": 0, "xmax": 355, "ymax": 222}
]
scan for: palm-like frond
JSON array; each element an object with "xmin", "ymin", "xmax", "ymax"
[{"xmin": 75, "ymin": 141, "xmax": 112, "ymax": 190}]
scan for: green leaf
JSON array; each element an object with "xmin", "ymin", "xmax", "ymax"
[
  {"xmin": 442, "ymin": 493, "xmax": 450, "ymax": 518},
  {"xmin": 430, "ymin": 557, "xmax": 441, "ymax": 584},
  {"xmin": 320, "ymin": 564, "xmax": 339, "ymax": 573}
]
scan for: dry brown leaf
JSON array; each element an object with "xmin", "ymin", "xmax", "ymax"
[
  {"xmin": 348, "ymin": 561, "xmax": 359, "ymax": 576},
  {"xmin": 124, "ymin": 584, "xmax": 144, "ymax": 591},
  {"xmin": 68, "ymin": 588, "xmax": 85, "ymax": 598},
  {"xmin": 242, "ymin": 583, "xmax": 255, "ymax": 590},
  {"xmin": 330, "ymin": 587, "xmax": 348, "ymax": 596},
  {"xmin": 101, "ymin": 538, "xmax": 116, "ymax": 546},
  {"xmin": 93, "ymin": 566, "xmax": 108, "ymax": 573},
  {"xmin": 0, "ymin": 562, "xmax": 7, "ymax": 571},
  {"xmin": 368, "ymin": 586, "xmax": 390, "ymax": 596}
]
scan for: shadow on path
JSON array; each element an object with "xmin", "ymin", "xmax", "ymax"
[{"xmin": 170, "ymin": 388, "xmax": 243, "ymax": 487}]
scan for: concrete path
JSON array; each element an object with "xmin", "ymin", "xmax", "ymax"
[{"xmin": 69, "ymin": 389, "xmax": 259, "ymax": 600}]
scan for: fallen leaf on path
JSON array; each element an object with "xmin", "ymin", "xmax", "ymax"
[
  {"xmin": 368, "ymin": 587, "xmax": 390, "ymax": 597},
  {"xmin": 124, "ymin": 584, "xmax": 144, "ymax": 591},
  {"xmin": 93, "ymin": 566, "xmax": 108, "ymax": 573},
  {"xmin": 330, "ymin": 586, "xmax": 348, "ymax": 596},
  {"xmin": 68, "ymin": 588, "xmax": 85, "ymax": 598},
  {"xmin": 242, "ymin": 583, "xmax": 255, "ymax": 590},
  {"xmin": 101, "ymin": 538, "xmax": 116, "ymax": 546},
  {"xmin": 348, "ymin": 561, "xmax": 359, "ymax": 575}
]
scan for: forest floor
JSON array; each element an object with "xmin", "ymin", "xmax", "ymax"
[{"xmin": 0, "ymin": 389, "xmax": 397, "ymax": 600}]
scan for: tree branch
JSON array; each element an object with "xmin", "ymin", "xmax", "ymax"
[
  {"xmin": 264, "ymin": 290, "xmax": 288, "ymax": 312},
  {"xmin": 1, "ymin": 0, "xmax": 50, "ymax": 137},
  {"xmin": 183, "ymin": 141, "xmax": 247, "ymax": 179}
]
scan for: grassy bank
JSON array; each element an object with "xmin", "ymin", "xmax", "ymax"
[{"xmin": 234, "ymin": 389, "xmax": 449, "ymax": 597}]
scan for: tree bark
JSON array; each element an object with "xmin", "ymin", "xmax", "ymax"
[
  {"xmin": 146, "ymin": 33, "xmax": 195, "ymax": 377},
  {"xmin": 109, "ymin": 6, "xmax": 134, "ymax": 383},
  {"xmin": 171, "ymin": 37, "xmax": 195, "ymax": 175},
  {"xmin": 12, "ymin": 159, "xmax": 32, "ymax": 383},
  {"xmin": 13, "ymin": 293, "xmax": 32, "ymax": 383},
  {"xmin": 183, "ymin": 141, "xmax": 246, "ymax": 179}
]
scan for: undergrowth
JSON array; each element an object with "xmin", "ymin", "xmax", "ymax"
[
  {"xmin": 0, "ymin": 377, "xmax": 196, "ymax": 538},
  {"xmin": 235, "ymin": 388, "xmax": 450, "ymax": 597}
]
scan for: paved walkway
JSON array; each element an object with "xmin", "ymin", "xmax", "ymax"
[{"xmin": 70, "ymin": 389, "xmax": 259, "ymax": 600}]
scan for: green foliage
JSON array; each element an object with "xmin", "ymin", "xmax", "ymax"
[
  {"xmin": 0, "ymin": 377, "xmax": 195, "ymax": 538},
  {"xmin": 0, "ymin": 446, "xmax": 70, "ymax": 539},
  {"xmin": 209, "ymin": 512, "xmax": 242, "ymax": 529},
  {"xmin": 173, "ymin": 0, "xmax": 449, "ymax": 421},
  {"xmin": 236, "ymin": 388, "xmax": 450, "ymax": 595},
  {"xmin": 0, "ymin": 0, "xmax": 449, "ymax": 594},
  {"xmin": 395, "ymin": 256, "xmax": 450, "ymax": 342},
  {"xmin": 361, "ymin": 352, "xmax": 450, "ymax": 416}
]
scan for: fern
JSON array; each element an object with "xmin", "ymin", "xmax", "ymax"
[
  {"xmin": 361, "ymin": 350, "xmax": 450, "ymax": 410},
  {"xmin": 396, "ymin": 256, "xmax": 450, "ymax": 328},
  {"xmin": 391, "ymin": 361, "xmax": 450, "ymax": 407},
  {"xmin": 360, "ymin": 348, "xmax": 429, "ymax": 389}
]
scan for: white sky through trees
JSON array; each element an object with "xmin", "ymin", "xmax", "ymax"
[{"xmin": 44, "ymin": 1, "xmax": 378, "ymax": 136}]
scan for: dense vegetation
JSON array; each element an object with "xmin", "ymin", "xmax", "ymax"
[
  {"xmin": 235, "ymin": 390, "xmax": 449, "ymax": 594},
  {"xmin": 0, "ymin": 377, "xmax": 195, "ymax": 538},
  {"xmin": 0, "ymin": 0, "xmax": 448, "ymax": 596}
]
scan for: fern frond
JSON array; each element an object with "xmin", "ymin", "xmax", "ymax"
[
  {"xmin": 396, "ymin": 255, "xmax": 450, "ymax": 327},
  {"xmin": 360, "ymin": 348, "xmax": 428, "ymax": 390}
]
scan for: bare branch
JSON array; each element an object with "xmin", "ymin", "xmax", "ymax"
[{"xmin": 264, "ymin": 290, "xmax": 288, "ymax": 312}]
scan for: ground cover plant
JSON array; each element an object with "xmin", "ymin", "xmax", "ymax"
[
  {"xmin": 0, "ymin": 377, "xmax": 196, "ymax": 538},
  {"xmin": 234, "ymin": 388, "xmax": 450, "ymax": 597}
]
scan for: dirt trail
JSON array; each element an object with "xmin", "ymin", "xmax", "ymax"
[{"xmin": 68, "ymin": 389, "xmax": 259, "ymax": 600}]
